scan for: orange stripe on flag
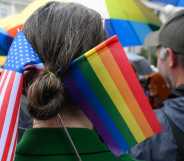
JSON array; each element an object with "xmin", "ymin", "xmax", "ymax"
[
  {"xmin": 99, "ymin": 47, "xmax": 154, "ymax": 138},
  {"xmin": 108, "ymin": 40, "xmax": 161, "ymax": 133}
]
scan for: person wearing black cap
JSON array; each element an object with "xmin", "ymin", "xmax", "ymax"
[{"xmin": 130, "ymin": 10, "xmax": 184, "ymax": 161}]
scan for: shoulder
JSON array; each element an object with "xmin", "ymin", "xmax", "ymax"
[
  {"xmin": 130, "ymin": 108, "xmax": 177, "ymax": 161},
  {"xmin": 154, "ymin": 108, "xmax": 169, "ymax": 127},
  {"xmin": 120, "ymin": 154, "xmax": 143, "ymax": 161},
  {"xmin": 95, "ymin": 153, "xmax": 142, "ymax": 161}
]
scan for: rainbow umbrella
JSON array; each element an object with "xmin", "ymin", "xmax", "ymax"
[
  {"xmin": 0, "ymin": 0, "xmax": 160, "ymax": 64},
  {"xmin": 150, "ymin": 0, "xmax": 184, "ymax": 6},
  {"xmin": 0, "ymin": 0, "xmax": 160, "ymax": 46},
  {"xmin": 71, "ymin": 0, "xmax": 161, "ymax": 46},
  {"xmin": 105, "ymin": 0, "xmax": 161, "ymax": 46}
]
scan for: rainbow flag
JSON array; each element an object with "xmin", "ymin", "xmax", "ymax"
[{"xmin": 63, "ymin": 35, "xmax": 161, "ymax": 156}]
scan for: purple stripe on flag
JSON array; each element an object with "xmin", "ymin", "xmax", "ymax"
[{"xmin": 64, "ymin": 77, "xmax": 121, "ymax": 156}]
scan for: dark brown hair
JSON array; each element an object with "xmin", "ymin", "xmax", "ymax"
[{"xmin": 23, "ymin": 2, "xmax": 106, "ymax": 120}]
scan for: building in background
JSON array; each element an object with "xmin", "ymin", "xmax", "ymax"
[{"xmin": 0, "ymin": 0, "xmax": 32, "ymax": 18}]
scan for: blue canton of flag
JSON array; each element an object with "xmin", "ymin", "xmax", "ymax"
[{"xmin": 4, "ymin": 32, "xmax": 43, "ymax": 73}]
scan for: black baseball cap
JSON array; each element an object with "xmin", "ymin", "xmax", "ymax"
[{"xmin": 144, "ymin": 10, "xmax": 184, "ymax": 54}]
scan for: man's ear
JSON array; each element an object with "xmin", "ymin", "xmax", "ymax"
[{"xmin": 167, "ymin": 48, "xmax": 177, "ymax": 68}]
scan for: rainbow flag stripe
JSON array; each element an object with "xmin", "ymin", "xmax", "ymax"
[{"xmin": 63, "ymin": 35, "xmax": 161, "ymax": 156}]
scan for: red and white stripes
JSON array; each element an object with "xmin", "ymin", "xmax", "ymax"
[{"xmin": 0, "ymin": 69, "xmax": 23, "ymax": 161}]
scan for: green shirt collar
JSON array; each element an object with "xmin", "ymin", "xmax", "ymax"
[{"xmin": 16, "ymin": 128, "xmax": 109, "ymax": 155}]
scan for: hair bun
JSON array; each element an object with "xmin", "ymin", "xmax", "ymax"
[{"xmin": 27, "ymin": 70, "xmax": 64, "ymax": 120}]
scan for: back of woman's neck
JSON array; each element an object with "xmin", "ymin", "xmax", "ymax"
[{"xmin": 33, "ymin": 110, "xmax": 93, "ymax": 129}]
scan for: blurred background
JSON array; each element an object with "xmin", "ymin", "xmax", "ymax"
[
  {"xmin": 0, "ymin": 0, "xmax": 184, "ymax": 109},
  {"xmin": 0, "ymin": 0, "xmax": 32, "ymax": 18},
  {"xmin": 0, "ymin": 0, "xmax": 184, "ymax": 65}
]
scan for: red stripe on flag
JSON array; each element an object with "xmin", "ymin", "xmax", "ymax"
[
  {"xmin": 2, "ymin": 76, "xmax": 23, "ymax": 161},
  {"xmin": 0, "ymin": 72, "xmax": 16, "ymax": 137},
  {"xmin": 5, "ymin": 119, "xmax": 18, "ymax": 161},
  {"xmin": 0, "ymin": 71, "xmax": 8, "ymax": 93},
  {"xmin": 108, "ymin": 41, "xmax": 161, "ymax": 133},
  {"xmin": 10, "ymin": 136, "xmax": 17, "ymax": 161}
]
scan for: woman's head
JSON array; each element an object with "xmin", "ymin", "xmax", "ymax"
[
  {"xmin": 23, "ymin": 2, "xmax": 105, "ymax": 72},
  {"xmin": 23, "ymin": 2, "xmax": 106, "ymax": 120}
]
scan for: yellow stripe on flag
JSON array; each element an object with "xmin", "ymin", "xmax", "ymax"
[
  {"xmin": 99, "ymin": 47, "xmax": 154, "ymax": 138},
  {"xmin": 86, "ymin": 53, "xmax": 145, "ymax": 142}
]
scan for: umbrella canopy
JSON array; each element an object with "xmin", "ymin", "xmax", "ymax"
[
  {"xmin": 150, "ymin": 0, "xmax": 184, "ymax": 6},
  {"xmin": 0, "ymin": 0, "xmax": 160, "ymax": 63},
  {"xmin": 104, "ymin": 0, "xmax": 160, "ymax": 46},
  {"xmin": 69, "ymin": 0, "xmax": 160, "ymax": 46}
]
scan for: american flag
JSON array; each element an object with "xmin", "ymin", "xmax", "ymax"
[{"xmin": 0, "ymin": 32, "xmax": 43, "ymax": 161}]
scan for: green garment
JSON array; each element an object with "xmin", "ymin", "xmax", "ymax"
[{"xmin": 15, "ymin": 128, "xmax": 140, "ymax": 161}]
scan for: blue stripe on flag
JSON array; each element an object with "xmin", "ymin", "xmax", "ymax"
[
  {"xmin": 71, "ymin": 66, "xmax": 129, "ymax": 151},
  {"xmin": 63, "ymin": 76, "xmax": 122, "ymax": 155}
]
